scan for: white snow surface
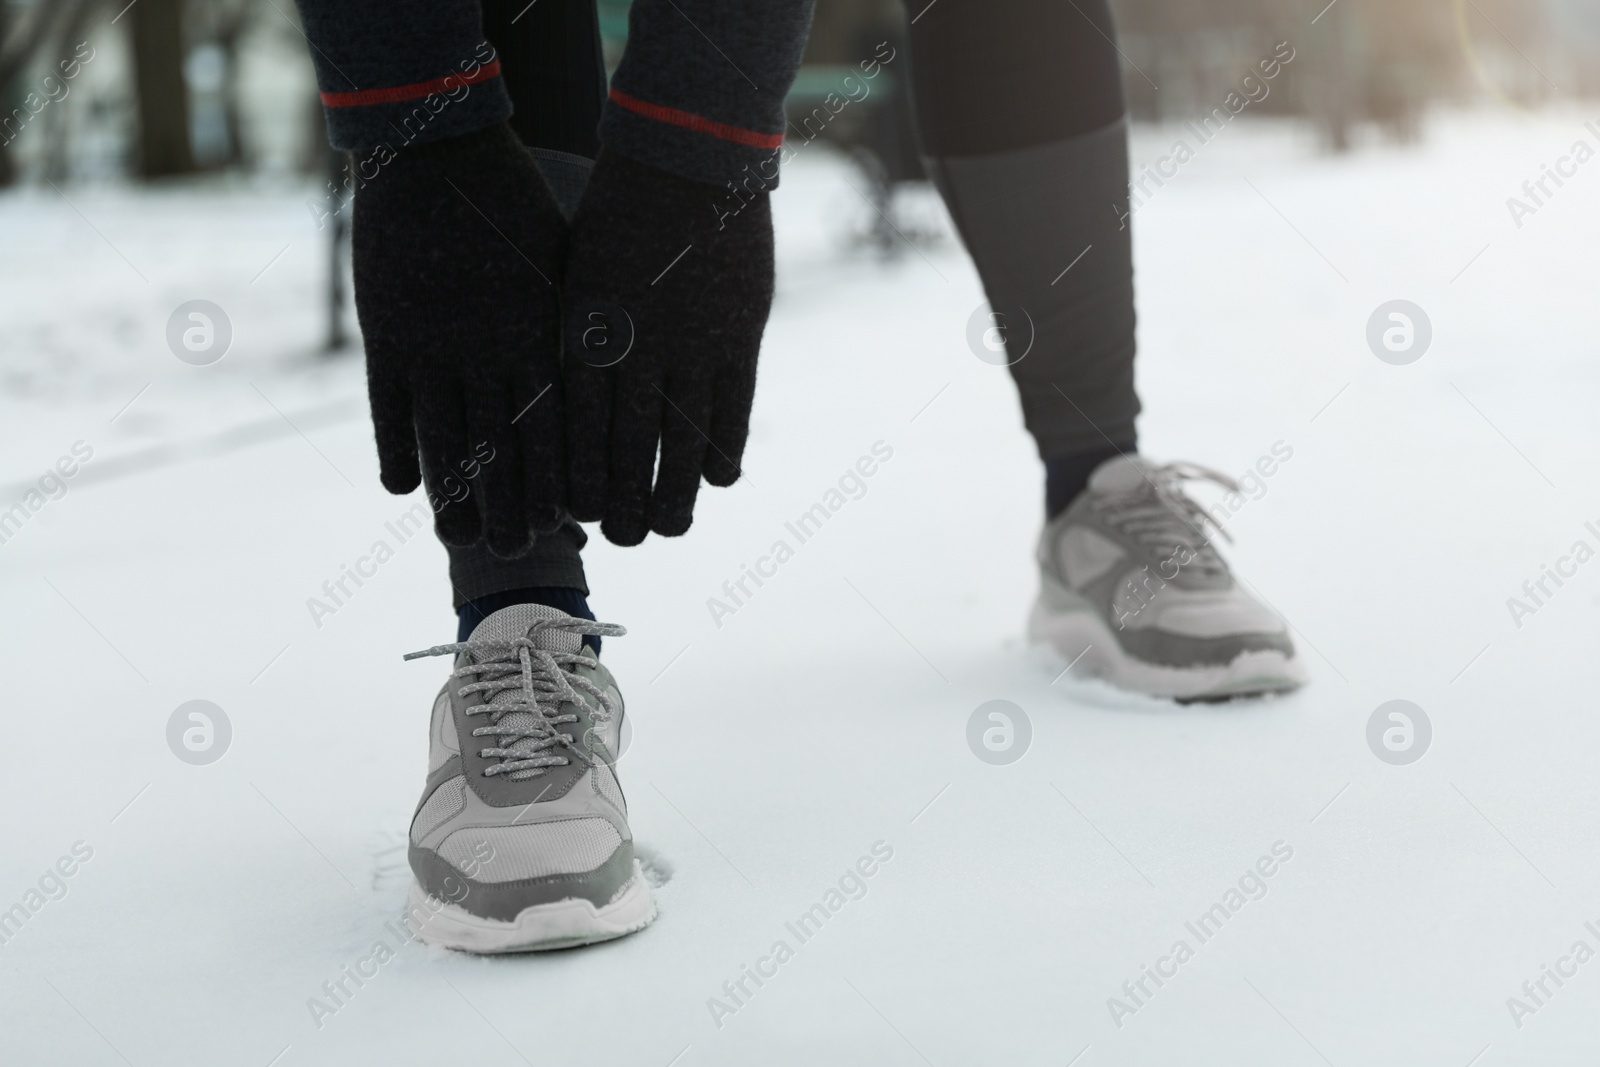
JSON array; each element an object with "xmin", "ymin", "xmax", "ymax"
[{"xmin": 4, "ymin": 108, "xmax": 1600, "ymax": 1065}]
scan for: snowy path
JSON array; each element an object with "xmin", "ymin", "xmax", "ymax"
[{"xmin": 4, "ymin": 109, "xmax": 1600, "ymax": 1065}]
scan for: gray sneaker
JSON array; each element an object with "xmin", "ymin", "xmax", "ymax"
[
  {"xmin": 1029, "ymin": 455, "xmax": 1306, "ymax": 701},
  {"xmin": 401, "ymin": 603, "xmax": 655, "ymax": 952}
]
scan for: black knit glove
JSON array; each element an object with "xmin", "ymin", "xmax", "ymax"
[
  {"xmin": 352, "ymin": 122, "xmax": 568, "ymax": 557},
  {"xmin": 562, "ymin": 149, "xmax": 773, "ymax": 546}
]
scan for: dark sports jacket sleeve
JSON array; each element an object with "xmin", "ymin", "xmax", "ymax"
[
  {"xmin": 600, "ymin": 0, "xmax": 815, "ymax": 186},
  {"xmin": 293, "ymin": 0, "xmax": 815, "ymax": 186},
  {"xmin": 293, "ymin": 0, "xmax": 513, "ymax": 152}
]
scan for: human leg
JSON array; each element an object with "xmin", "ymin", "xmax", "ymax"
[
  {"xmin": 903, "ymin": 0, "xmax": 1138, "ymax": 513},
  {"xmin": 901, "ymin": 0, "xmax": 1303, "ymax": 698}
]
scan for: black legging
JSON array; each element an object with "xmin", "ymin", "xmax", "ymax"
[
  {"xmin": 904, "ymin": 0, "xmax": 1127, "ymax": 154},
  {"xmin": 903, "ymin": 0, "xmax": 1139, "ymax": 460}
]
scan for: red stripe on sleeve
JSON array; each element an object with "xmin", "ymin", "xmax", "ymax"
[
  {"xmin": 608, "ymin": 88, "xmax": 784, "ymax": 150},
  {"xmin": 321, "ymin": 60, "xmax": 502, "ymax": 109}
]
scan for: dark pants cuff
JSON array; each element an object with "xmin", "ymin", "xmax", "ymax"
[{"xmin": 446, "ymin": 520, "xmax": 588, "ymax": 609}]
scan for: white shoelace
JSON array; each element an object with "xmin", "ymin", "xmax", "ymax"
[{"xmin": 405, "ymin": 616, "xmax": 626, "ymax": 780}]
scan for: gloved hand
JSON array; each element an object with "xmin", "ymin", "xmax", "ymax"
[
  {"xmin": 561, "ymin": 148, "xmax": 774, "ymax": 546},
  {"xmin": 352, "ymin": 122, "xmax": 568, "ymax": 557}
]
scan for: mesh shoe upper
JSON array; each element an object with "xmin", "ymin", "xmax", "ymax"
[
  {"xmin": 1038, "ymin": 455, "xmax": 1294, "ymax": 665},
  {"xmin": 404, "ymin": 603, "xmax": 639, "ymax": 919}
]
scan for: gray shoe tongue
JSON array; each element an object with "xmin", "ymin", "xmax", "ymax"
[
  {"xmin": 1087, "ymin": 453, "xmax": 1155, "ymax": 494},
  {"xmin": 468, "ymin": 602, "xmax": 582, "ymax": 655}
]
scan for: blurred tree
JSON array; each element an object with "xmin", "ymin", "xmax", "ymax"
[
  {"xmin": 41, "ymin": 0, "xmax": 104, "ymax": 181},
  {"xmin": 1304, "ymin": 0, "xmax": 1358, "ymax": 150},
  {"xmin": 0, "ymin": 0, "xmax": 98, "ymax": 183},
  {"xmin": 130, "ymin": 0, "xmax": 196, "ymax": 176},
  {"xmin": 186, "ymin": 0, "xmax": 259, "ymax": 169}
]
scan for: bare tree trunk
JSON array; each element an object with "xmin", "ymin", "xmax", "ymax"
[{"xmin": 130, "ymin": 0, "xmax": 195, "ymax": 177}]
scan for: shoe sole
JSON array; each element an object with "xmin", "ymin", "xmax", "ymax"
[
  {"xmin": 1028, "ymin": 595, "xmax": 1307, "ymax": 701},
  {"xmin": 407, "ymin": 862, "xmax": 657, "ymax": 954}
]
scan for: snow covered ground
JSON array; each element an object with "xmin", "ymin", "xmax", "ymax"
[{"xmin": 4, "ymin": 107, "xmax": 1600, "ymax": 1066}]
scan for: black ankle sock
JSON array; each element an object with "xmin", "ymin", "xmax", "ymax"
[
  {"xmin": 1045, "ymin": 442, "xmax": 1135, "ymax": 519},
  {"xmin": 457, "ymin": 586, "xmax": 600, "ymax": 653}
]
